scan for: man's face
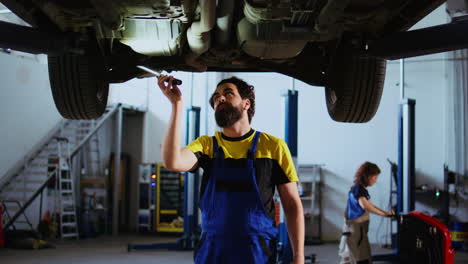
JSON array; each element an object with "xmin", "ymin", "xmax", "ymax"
[{"xmin": 211, "ymin": 83, "xmax": 248, "ymax": 127}]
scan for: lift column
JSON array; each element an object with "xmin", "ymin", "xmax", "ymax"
[
  {"xmin": 181, "ymin": 106, "xmax": 201, "ymax": 249},
  {"xmin": 278, "ymin": 89, "xmax": 298, "ymax": 263}
]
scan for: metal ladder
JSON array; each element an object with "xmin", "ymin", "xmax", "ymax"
[{"xmin": 55, "ymin": 137, "xmax": 79, "ymax": 239}]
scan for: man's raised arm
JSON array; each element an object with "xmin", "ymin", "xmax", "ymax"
[{"xmin": 157, "ymin": 75, "xmax": 198, "ymax": 172}]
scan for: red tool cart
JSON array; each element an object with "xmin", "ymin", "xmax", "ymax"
[{"xmin": 399, "ymin": 212, "xmax": 455, "ymax": 264}]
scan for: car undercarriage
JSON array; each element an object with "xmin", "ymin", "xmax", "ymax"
[{"xmin": 0, "ymin": 0, "xmax": 451, "ymax": 121}]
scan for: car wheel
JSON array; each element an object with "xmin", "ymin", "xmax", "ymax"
[
  {"xmin": 48, "ymin": 49, "xmax": 109, "ymax": 120},
  {"xmin": 325, "ymin": 48, "xmax": 386, "ymax": 123}
]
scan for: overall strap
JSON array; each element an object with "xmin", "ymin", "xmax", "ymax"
[
  {"xmin": 212, "ymin": 136, "xmax": 219, "ymax": 158},
  {"xmin": 247, "ymin": 131, "xmax": 261, "ymax": 160}
]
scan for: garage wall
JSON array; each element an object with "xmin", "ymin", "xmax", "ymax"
[{"xmin": 0, "ymin": 53, "xmax": 61, "ymax": 179}]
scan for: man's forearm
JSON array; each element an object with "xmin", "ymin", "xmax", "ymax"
[
  {"xmin": 284, "ymin": 200, "xmax": 305, "ymax": 259},
  {"xmin": 161, "ymin": 102, "xmax": 183, "ymax": 169}
]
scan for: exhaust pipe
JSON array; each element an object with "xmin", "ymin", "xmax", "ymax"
[{"xmin": 186, "ymin": 0, "xmax": 216, "ymax": 55}]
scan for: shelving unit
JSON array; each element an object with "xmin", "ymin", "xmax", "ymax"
[{"xmin": 298, "ymin": 164, "xmax": 324, "ymax": 244}]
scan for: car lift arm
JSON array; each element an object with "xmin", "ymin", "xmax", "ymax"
[
  {"xmin": 367, "ymin": 15, "xmax": 468, "ymax": 60},
  {"xmin": 0, "ymin": 20, "xmax": 79, "ymax": 55}
]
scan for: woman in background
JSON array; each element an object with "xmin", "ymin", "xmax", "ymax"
[{"xmin": 339, "ymin": 161, "xmax": 395, "ymax": 264}]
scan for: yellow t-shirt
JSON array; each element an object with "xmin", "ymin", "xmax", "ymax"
[{"xmin": 186, "ymin": 129, "xmax": 298, "ymax": 219}]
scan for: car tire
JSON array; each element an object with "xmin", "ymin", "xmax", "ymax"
[
  {"xmin": 325, "ymin": 49, "xmax": 386, "ymax": 123},
  {"xmin": 48, "ymin": 50, "xmax": 109, "ymax": 120}
]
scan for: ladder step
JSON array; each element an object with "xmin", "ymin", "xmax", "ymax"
[
  {"xmin": 28, "ymin": 163, "xmax": 57, "ymax": 168},
  {"xmin": 40, "ymin": 143, "xmax": 57, "ymax": 149},
  {"xmin": 61, "ymin": 211, "xmax": 76, "ymax": 215},
  {"xmin": 1, "ymin": 196, "xmax": 28, "ymax": 202},
  {"xmin": 35, "ymin": 154, "xmax": 52, "ymax": 159},
  {"xmin": 9, "ymin": 187, "xmax": 36, "ymax": 193},
  {"xmin": 62, "ymin": 222, "xmax": 77, "ymax": 227},
  {"xmin": 61, "ymin": 190, "xmax": 73, "ymax": 194},
  {"xmin": 65, "ymin": 126, "xmax": 91, "ymax": 131},
  {"xmin": 2, "ymin": 204, "xmax": 19, "ymax": 211},
  {"xmin": 63, "ymin": 128, "xmax": 91, "ymax": 132},
  {"xmin": 43, "ymin": 147, "xmax": 58, "ymax": 152},
  {"xmin": 13, "ymin": 220, "xmax": 31, "ymax": 224},
  {"xmin": 23, "ymin": 171, "xmax": 50, "ymax": 176},
  {"xmin": 12, "ymin": 197, "xmax": 29, "ymax": 201},
  {"xmin": 13, "ymin": 179, "xmax": 44, "ymax": 184},
  {"xmin": 61, "ymin": 233, "xmax": 79, "ymax": 238}
]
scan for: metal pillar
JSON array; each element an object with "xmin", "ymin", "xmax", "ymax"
[
  {"xmin": 112, "ymin": 104, "xmax": 123, "ymax": 236},
  {"xmin": 285, "ymin": 90, "xmax": 298, "ymax": 158},
  {"xmin": 398, "ymin": 99, "xmax": 416, "ymax": 214},
  {"xmin": 396, "ymin": 57, "xmax": 416, "ymax": 214},
  {"xmin": 279, "ymin": 89, "xmax": 298, "ymax": 264},
  {"xmin": 181, "ymin": 106, "xmax": 201, "ymax": 249},
  {"xmin": 373, "ymin": 58, "xmax": 416, "ymax": 262},
  {"xmin": 373, "ymin": 99, "xmax": 416, "ymax": 262}
]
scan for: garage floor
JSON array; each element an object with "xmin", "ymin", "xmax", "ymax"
[{"xmin": 0, "ymin": 234, "xmax": 467, "ymax": 263}]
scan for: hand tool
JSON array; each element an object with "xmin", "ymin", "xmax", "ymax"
[{"xmin": 137, "ymin": 65, "xmax": 183, "ymax": 85}]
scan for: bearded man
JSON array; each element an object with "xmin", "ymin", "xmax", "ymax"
[{"xmin": 157, "ymin": 75, "xmax": 304, "ymax": 264}]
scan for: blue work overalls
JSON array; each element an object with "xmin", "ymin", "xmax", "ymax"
[{"xmin": 194, "ymin": 131, "xmax": 278, "ymax": 264}]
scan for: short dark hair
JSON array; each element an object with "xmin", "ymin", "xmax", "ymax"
[
  {"xmin": 209, "ymin": 76, "xmax": 255, "ymax": 123},
  {"xmin": 354, "ymin": 161, "xmax": 381, "ymax": 187}
]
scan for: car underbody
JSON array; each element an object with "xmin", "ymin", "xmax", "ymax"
[{"xmin": 0, "ymin": 0, "xmax": 449, "ymax": 121}]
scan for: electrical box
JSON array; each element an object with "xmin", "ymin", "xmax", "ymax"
[
  {"xmin": 138, "ymin": 164, "xmax": 156, "ymax": 232},
  {"xmin": 155, "ymin": 163, "xmax": 184, "ymax": 233}
]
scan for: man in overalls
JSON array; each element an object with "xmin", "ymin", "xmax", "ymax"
[{"xmin": 157, "ymin": 75, "xmax": 305, "ymax": 264}]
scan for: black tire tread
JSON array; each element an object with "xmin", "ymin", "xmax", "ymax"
[
  {"xmin": 48, "ymin": 52, "xmax": 108, "ymax": 120},
  {"xmin": 326, "ymin": 51, "xmax": 386, "ymax": 123}
]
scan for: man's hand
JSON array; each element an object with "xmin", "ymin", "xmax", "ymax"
[{"xmin": 157, "ymin": 75, "xmax": 182, "ymax": 105}]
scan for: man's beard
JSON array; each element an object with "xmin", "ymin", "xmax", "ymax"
[{"xmin": 215, "ymin": 103, "xmax": 242, "ymax": 127}]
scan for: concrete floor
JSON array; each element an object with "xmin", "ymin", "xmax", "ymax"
[{"xmin": 0, "ymin": 234, "xmax": 467, "ymax": 264}]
